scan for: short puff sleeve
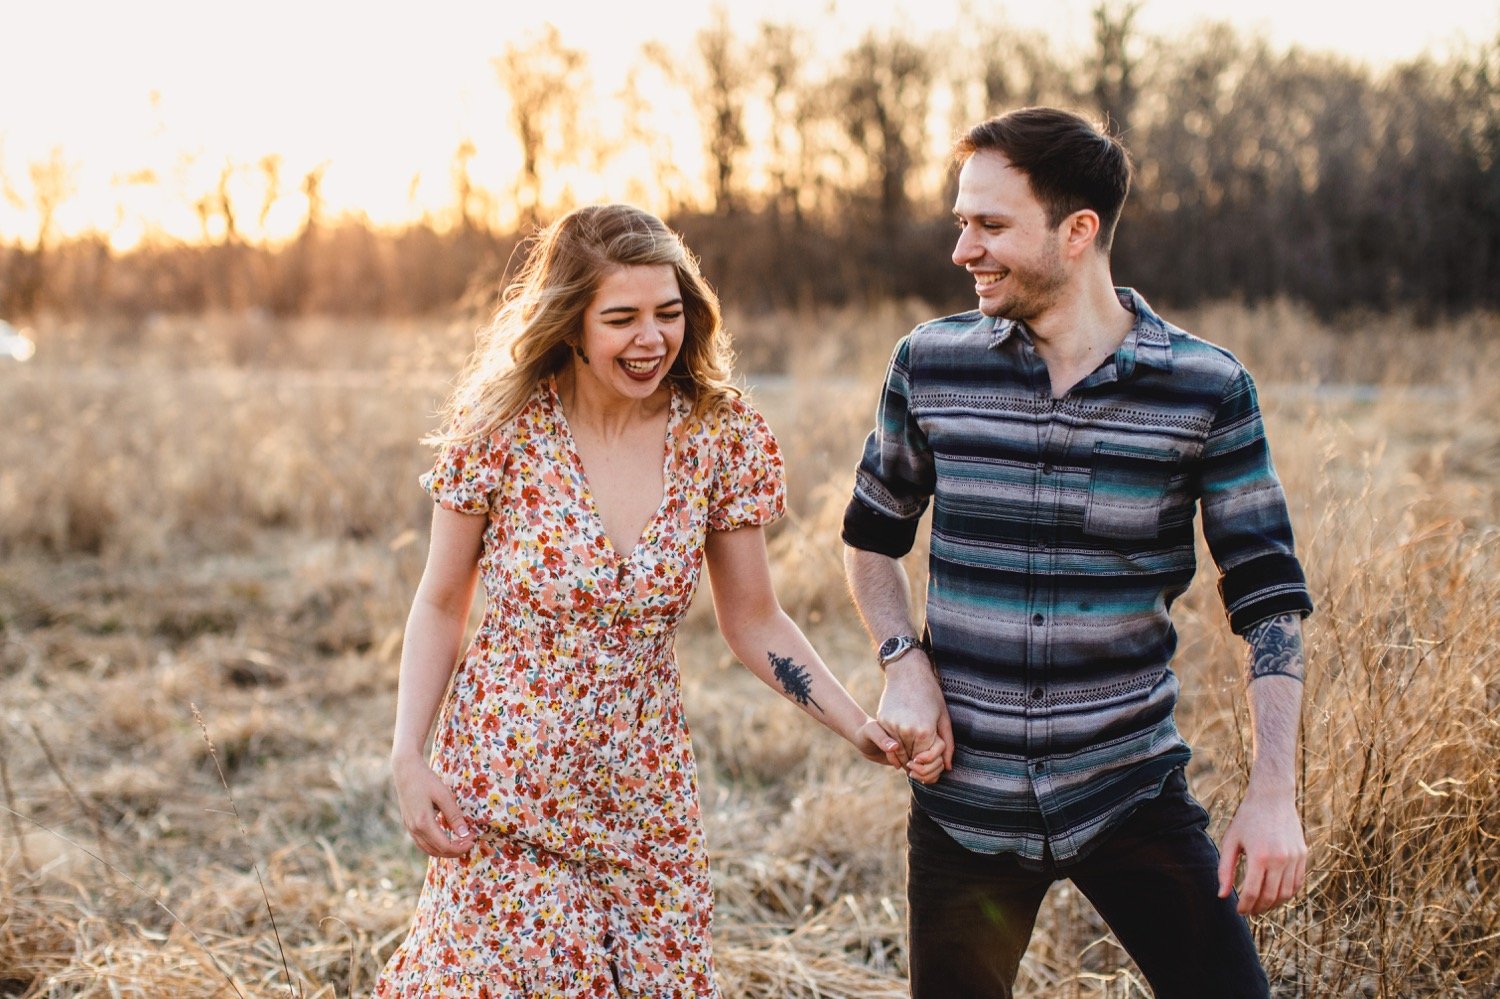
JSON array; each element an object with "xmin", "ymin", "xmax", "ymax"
[
  {"xmin": 707, "ymin": 400, "xmax": 786, "ymax": 532},
  {"xmin": 419, "ymin": 431, "xmax": 507, "ymax": 516}
]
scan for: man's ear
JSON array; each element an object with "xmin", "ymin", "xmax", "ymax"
[{"xmin": 1060, "ymin": 210, "xmax": 1102, "ymax": 260}]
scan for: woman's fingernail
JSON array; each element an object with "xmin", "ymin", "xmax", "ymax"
[{"xmin": 456, "ymin": 825, "xmax": 471, "ymax": 837}]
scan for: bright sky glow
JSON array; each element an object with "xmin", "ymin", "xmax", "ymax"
[{"xmin": 1, "ymin": 0, "xmax": 1494, "ymax": 247}]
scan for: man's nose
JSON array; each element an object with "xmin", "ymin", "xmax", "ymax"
[{"xmin": 953, "ymin": 225, "xmax": 979, "ymax": 266}]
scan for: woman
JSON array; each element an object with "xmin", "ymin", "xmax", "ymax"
[{"xmin": 376, "ymin": 205, "xmax": 941, "ymax": 997}]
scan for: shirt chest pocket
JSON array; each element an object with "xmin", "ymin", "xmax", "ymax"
[{"xmin": 1083, "ymin": 442, "xmax": 1181, "ymax": 540}]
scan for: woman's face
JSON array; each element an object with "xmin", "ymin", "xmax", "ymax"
[{"xmin": 573, "ymin": 264, "xmax": 685, "ymax": 402}]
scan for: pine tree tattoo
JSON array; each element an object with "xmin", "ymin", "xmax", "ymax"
[{"xmin": 768, "ymin": 652, "xmax": 823, "ymax": 712}]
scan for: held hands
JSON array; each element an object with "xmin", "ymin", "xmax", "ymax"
[
  {"xmin": 392, "ymin": 752, "xmax": 477, "ymax": 859},
  {"xmin": 850, "ymin": 717, "xmax": 947, "ymax": 783},
  {"xmin": 1217, "ymin": 785, "xmax": 1308, "ymax": 915},
  {"xmin": 876, "ymin": 651, "xmax": 954, "ymax": 785}
]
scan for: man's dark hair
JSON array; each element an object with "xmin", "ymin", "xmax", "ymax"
[{"xmin": 955, "ymin": 107, "xmax": 1133, "ymax": 254}]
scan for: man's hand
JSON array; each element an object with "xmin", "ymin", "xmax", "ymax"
[
  {"xmin": 1217, "ymin": 785, "xmax": 1307, "ymax": 916},
  {"xmin": 1224, "ymin": 618, "xmax": 1308, "ymax": 916},
  {"xmin": 877, "ymin": 652, "xmax": 954, "ymax": 777}
]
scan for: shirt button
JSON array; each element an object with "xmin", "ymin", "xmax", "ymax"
[
  {"xmin": 1041, "ymin": 462, "xmax": 1053, "ymax": 475},
  {"xmin": 1034, "ymin": 761, "xmax": 1047, "ymax": 774},
  {"xmin": 1031, "ymin": 686, "xmax": 1044, "ymax": 700},
  {"xmin": 1032, "ymin": 613, "xmax": 1045, "ymax": 626}
]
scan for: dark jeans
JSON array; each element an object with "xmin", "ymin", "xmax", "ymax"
[{"xmin": 906, "ymin": 769, "xmax": 1269, "ymax": 999}]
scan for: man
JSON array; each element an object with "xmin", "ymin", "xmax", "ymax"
[{"xmin": 843, "ymin": 107, "xmax": 1312, "ymax": 998}]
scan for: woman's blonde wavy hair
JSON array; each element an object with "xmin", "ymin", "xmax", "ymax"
[{"xmin": 430, "ymin": 204, "xmax": 739, "ymax": 448}]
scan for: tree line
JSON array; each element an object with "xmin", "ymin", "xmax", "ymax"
[{"xmin": 2, "ymin": 4, "xmax": 1497, "ymax": 321}]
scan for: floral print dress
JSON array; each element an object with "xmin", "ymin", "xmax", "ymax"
[{"xmin": 376, "ymin": 379, "xmax": 784, "ymax": 998}]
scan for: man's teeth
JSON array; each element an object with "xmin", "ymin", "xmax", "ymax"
[
  {"xmin": 976, "ymin": 273, "xmax": 1002, "ymax": 287},
  {"xmin": 622, "ymin": 358, "xmax": 659, "ymax": 373}
]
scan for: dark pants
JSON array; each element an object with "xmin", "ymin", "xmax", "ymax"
[{"xmin": 906, "ymin": 769, "xmax": 1269, "ymax": 999}]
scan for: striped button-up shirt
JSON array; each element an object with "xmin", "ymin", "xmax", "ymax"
[{"xmin": 842, "ymin": 289, "xmax": 1312, "ymax": 864}]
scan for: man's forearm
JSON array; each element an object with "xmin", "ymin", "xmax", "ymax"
[
  {"xmin": 844, "ymin": 544, "xmax": 952, "ymax": 769},
  {"xmin": 843, "ymin": 545, "xmax": 919, "ymax": 644},
  {"xmin": 1244, "ymin": 613, "xmax": 1305, "ymax": 794}
]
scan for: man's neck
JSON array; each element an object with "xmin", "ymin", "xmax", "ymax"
[{"xmin": 1024, "ymin": 274, "xmax": 1136, "ymax": 398}]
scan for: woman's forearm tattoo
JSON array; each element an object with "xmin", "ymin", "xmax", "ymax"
[
  {"xmin": 1246, "ymin": 613, "xmax": 1306, "ymax": 683},
  {"xmin": 768, "ymin": 652, "xmax": 824, "ymax": 712}
]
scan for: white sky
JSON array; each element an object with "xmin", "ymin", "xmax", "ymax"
[{"xmin": 1, "ymin": 0, "xmax": 1495, "ymax": 244}]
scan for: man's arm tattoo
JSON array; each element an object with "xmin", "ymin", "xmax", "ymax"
[
  {"xmin": 768, "ymin": 652, "xmax": 824, "ymax": 712},
  {"xmin": 1246, "ymin": 613, "xmax": 1306, "ymax": 683}
]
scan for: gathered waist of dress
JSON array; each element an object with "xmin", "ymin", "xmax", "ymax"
[{"xmin": 476, "ymin": 614, "xmax": 677, "ymax": 664}]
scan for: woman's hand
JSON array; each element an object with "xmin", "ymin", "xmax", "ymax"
[
  {"xmin": 904, "ymin": 735, "xmax": 947, "ymax": 785},
  {"xmin": 851, "ymin": 716, "xmax": 905, "ymax": 767},
  {"xmin": 392, "ymin": 753, "xmax": 476, "ymax": 858}
]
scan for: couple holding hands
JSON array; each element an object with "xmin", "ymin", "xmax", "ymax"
[{"xmin": 377, "ymin": 107, "xmax": 1311, "ymax": 999}]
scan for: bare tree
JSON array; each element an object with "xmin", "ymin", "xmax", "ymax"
[
  {"xmin": 494, "ymin": 25, "xmax": 586, "ymax": 228},
  {"xmin": 2, "ymin": 148, "xmax": 79, "ymax": 316},
  {"xmin": 300, "ymin": 163, "xmax": 328, "ymax": 237},
  {"xmin": 29, "ymin": 148, "xmax": 77, "ymax": 250},
  {"xmin": 450, "ymin": 139, "xmax": 482, "ymax": 234},
  {"xmin": 257, "ymin": 155, "xmax": 281, "ymax": 235},
  {"xmin": 216, "ymin": 161, "xmax": 239, "ymax": 245},
  {"xmin": 758, "ymin": 20, "xmax": 815, "ymax": 226},
  {"xmin": 836, "ymin": 32, "xmax": 934, "ymax": 229},
  {"xmin": 619, "ymin": 55, "xmax": 691, "ymax": 213},
  {"xmin": 695, "ymin": 8, "xmax": 749, "ymax": 215},
  {"xmin": 645, "ymin": 10, "xmax": 752, "ymax": 216},
  {"xmin": 1091, "ymin": 1, "xmax": 1142, "ymax": 134}
]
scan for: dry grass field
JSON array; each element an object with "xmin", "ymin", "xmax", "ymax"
[{"xmin": 0, "ymin": 300, "xmax": 1496, "ymax": 997}]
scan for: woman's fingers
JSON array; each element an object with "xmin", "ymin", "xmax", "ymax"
[
  {"xmin": 906, "ymin": 736, "xmax": 947, "ymax": 784},
  {"xmin": 396, "ymin": 762, "xmax": 476, "ymax": 857}
]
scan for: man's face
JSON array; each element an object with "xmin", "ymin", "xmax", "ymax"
[{"xmin": 951, "ymin": 151, "xmax": 1068, "ymax": 321}]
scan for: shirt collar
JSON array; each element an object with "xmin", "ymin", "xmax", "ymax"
[{"xmin": 986, "ymin": 287, "xmax": 1173, "ymax": 378}]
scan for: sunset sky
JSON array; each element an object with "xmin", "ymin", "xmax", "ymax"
[{"xmin": 2, "ymin": 0, "xmax": 1495, "ymax": 247}]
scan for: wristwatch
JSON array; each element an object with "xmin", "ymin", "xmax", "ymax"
[{"xmin": 877, "ymin": 634, "xmax": 923, "ymax": 670}]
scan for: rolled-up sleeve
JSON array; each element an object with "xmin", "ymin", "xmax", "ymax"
[
  {"xmin": 842, "ymin": 336, "xmax": 935, "ymax": 558},
  {"xmin": 1200, "ymin": 366, "xmax": 1314, "ymax": 634}
]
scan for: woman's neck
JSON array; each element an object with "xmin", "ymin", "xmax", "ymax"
[{"xmin": 554, "ymin": 368, "xmax": 670, "ymax": 440}]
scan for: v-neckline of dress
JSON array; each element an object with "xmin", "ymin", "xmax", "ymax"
[{"xmin": 546, "ymin": 376, "xmax": 683, "ymax": 565}]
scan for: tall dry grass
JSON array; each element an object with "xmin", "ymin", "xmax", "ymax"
[{"xmin": 0, "ymin": 300, "xmax": 1496, "ymax": 996}]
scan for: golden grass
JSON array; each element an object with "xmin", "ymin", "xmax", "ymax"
[{"xmin": 0, "ymin": 300, "xmax": 1496, "ymax": 996}]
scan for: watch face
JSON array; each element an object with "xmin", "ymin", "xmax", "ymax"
[{"xmin": 879, "ymin": 637, "xmax": 902, "ymax": 659}]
